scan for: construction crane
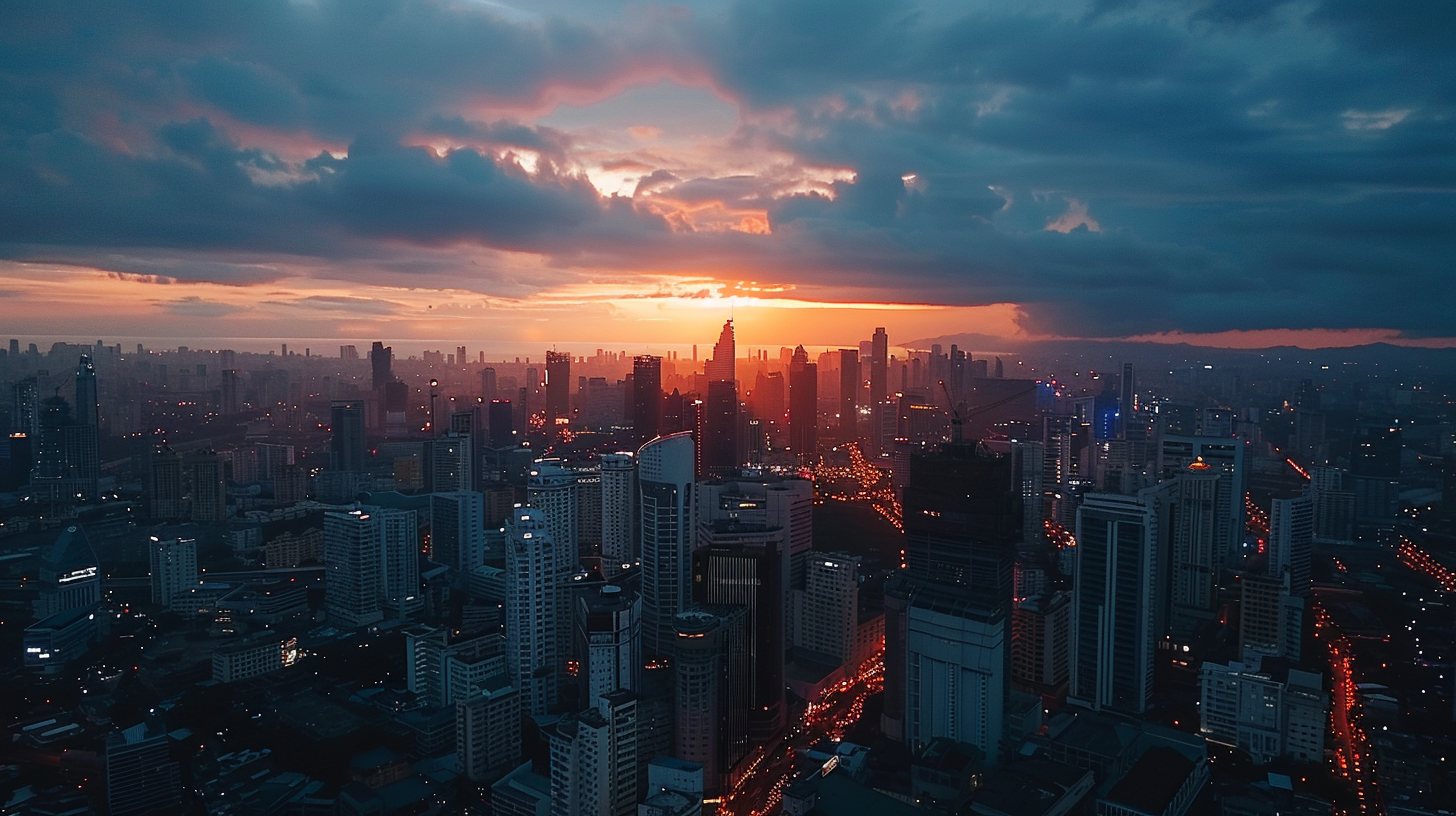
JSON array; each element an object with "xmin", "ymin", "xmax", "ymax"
[{"xmin": 939, "ymin": 379, "xmax": 1041, "ymax": 444}]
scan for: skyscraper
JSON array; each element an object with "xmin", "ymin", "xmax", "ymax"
[
  {"xmin": 546, "ymin": 691, "xmax": 640, "ymax": 816},
  {"xmin": 698, "ymin": 379, "xmax": 738, "ymax": 478},
  {"xmin": 481, "ymin": 366, "xmax": 498, "ymax": 401},
  {"xmin": 795, "ymin": 552, "xmax": 860, "ymax": 665},
  {"xmin": 838, "ymin": 348, "xmax": 859, "ymax": 441},
  {"xmin": 325, "ymin": 509, "xmax": 385, "ymax": 628},
  {"xmin": 431, "ymin": 490, "xmax": 485, "ymax": 572},
  {"xmin": 670, "ymin": 608, "xmax": 749, "ymax": 799},
  {"xmin": 374, "ymin": 507, "xmax": 420, "ymax": 616},
  {"xmin": 1071, "ymin": 485, "xmax": 1172, "ymax": 715},
  {"xmin": 1268, "ymin": 494, "xmax": 1313, "ymax": 597},
  {"xmin": 788, "ymin": 345, "xmax": 817, "ymax": 460},
  {"xmin": 638, "ymin": 432, "xmax": 695, "ymax": 657},
  {"xmin": 705, "ymin": 319, "xmax": 735, "ymax": 384},
  {"xmin": 1158, "ymin": 435, "xmax": 1246, "ymax": 572},
  {"xmin": 632, "ymin": 356, "xmax": 662, "ymax": 445},
  {"xmin": 528, "ymin": 461, "xmax": 580, "ymax": 558},
  {"xmin": 1169, "ymin": 463, "xmax": 1221, "ymax": 620},
  {"xmin": 546, "ymin": 350, "xmax": 571, "ymax": 428},
  {"xmin": 870, "ymin": 327, "xmax": 888, "ymax": 407},
  {"xmin": 370, "ymin": 341, "xmax": 393, "ymax": 390},
  {"xmin": 75, "ymin": 354, "xmax": 98, "ymax": 427},
  {"xmin": 149, "ymin": 537, "xmax": 197, "ymax": 610},
  {"xmin": 575, "ymin": 585, "xmax": 642, "ymax": 703},
  {"xmin": 330, "ymin": 400, "xmax": 366, "ymax": 473},
  {"xmin": 185, "ymin": 449, "xmax": 227, "ymax": 522},
  {"xmin": 505, "ymin": 507, "xmax": 560, "ymax": 715},
  {"xmin": 600, "ymin": 453, "xmax": 637, "ymax": 574},
  {"xmin": 489, "ymin": 399, "xmax": 515, "ymax": 448}
]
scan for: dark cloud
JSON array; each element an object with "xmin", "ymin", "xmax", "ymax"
[{"xmin": 0, "ymin": 0, "xmax": 1452, "ymax": 338}]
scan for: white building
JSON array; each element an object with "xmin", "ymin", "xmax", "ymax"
[
  {"xmin": 529, "ymin": 461, "xmax": 579, "ymax": 557},
  {"xmin": 149, "ymin": 536, "xmax": 197, "ymax": 610},
  {"xmin": 600, "ymin": 453, "xmax": 637, "ymax": 575},
  {"xmin": 506, "ymin": 507, "xmax": 559, "ymax": 715},
  {"xmin": 638, "ymin": 433, "xmax": 695, "ymax": 657},
  {"xmin": 547, "ymin": 691, "xmax": 639, "ymax": 816},
  {"xmin": 1199, "ymin": 657, "xmax": 1327, "ymax": 764},
  {"xmin": 904, "ymin": 589, "xmax": 1007, "ymax": 764},
  {"xmin": 576, "ymin": 585, "xmax": 641, "ymax": 702}
]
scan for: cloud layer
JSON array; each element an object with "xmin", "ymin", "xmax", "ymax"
[{"xmin": 1, "ymin": 0, "xmax": 1453, "ymax": 341}]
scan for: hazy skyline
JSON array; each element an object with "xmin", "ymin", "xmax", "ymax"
[{"xmin": 2, "ymin": 0, "xmax": 1453, "ymax": 349}]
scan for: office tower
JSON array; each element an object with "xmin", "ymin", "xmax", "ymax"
[
  {"xmin": 1158, "ymin": 435, "xmax": 1246, "ymax": 572},
  {"xmin": 837, "ymin": 348, "xmax": 859, "ymax": 441},
  {"xmin": 370, "ymin": 341, "xmax": 393, "ymax": 390},
  {"xmin": 33, "ymin": 524, "xmax": 101, "ymax": 620},
  {"xmin": 632, "ymin": 356, "xmax": 662, "ymax": 444},
  {"xmin": 546, "ymin": 350, "xmax": 571, "ymax": 428},
  {"xmin": 458, "ymin": 678, "xmax": 522, "ymax": 782},
  {"xmin": 146, "ymin": 446, "xmax": 184, "ymax": 520},
  {"xmin": 577, "ymin": 467, "xmax": 603, "ymax": 555},
  {"xmin": 105, "ymin": 719, "xmax": 182, "ymax": 816},
  {"xmin": 705, "ymin": 319, "xmax": 735, "ymax": 384},
  {"xmin": 1199, "ymin": 657, "xmax": 1328, "ymax": 765},
  {"xmin": 638, "ymin": 432, "xmax": 695, "ymax": 657},
  {"xmin": 75, "ymin": 354, "xmax": 98, "ymax": 427},
  {"xmin": 324, "ymin": 509, "xmax": 385, "ymax": 628},
  {"xmin": 1011, "ymin": 591, "xmax": 1070, "ymax": 692},
  {"xmin": 1239, "ymin": 572, "xmax": 1303, "ymax": 664},
  {"xmin": 374, "ymin": 507, "xmax": 420, "ymax": 615},
  {"xmin": 505, "ymin": 507, "xmax": 560, "ymax": 715},
  {"xmin": 425, "ymin": 434, "xmax": 474, "ymax": 492},
  {"xmin": 788, "ymin": 345, "xmax": 818, "ymax": 460},
  {"xmin": 1310, "ymin": 466, "xmax": 1355, "ymax": 544},
  {"xmin": 898, "ymin": 444, "xmax": 1020, "ymax": 762},
  {"xmin": 431, "ymin": 490, "xmax": 485, "ymax": 572},
  {"xmin": 219, "ymin": 369, "xmax": 241, "ymax": 414},
  {"xmin": 1169, "ymin": 463, "xmax": 1221, "ymax": 620},
  {"xmin": 795, "ymin": 552, "xmax": 859, "ymax": 665},
  {"xmin": 600, "ymin": 453, "xmax": 637, "ymax": 574},
  {"xmin": 148, "ymin": 537, "xmax": 197, "ymax": 610},
  {"xmin": 489, "ymin": 399, "xmax": 515, "ymax": 447},
  {"xmin": 184, "ymin": 449, "xmax": 227, "ymax": 522},
  {"xmin": 1268, "ymin": 494, "xmax": 1313, "ymax": 597},
  {"xmin": 481, "ymin": 366, "xmax": 498, "ymax": 401},
  {"xmin": 1349, "ymin": 424, "xmax": 1400, "ymax": 538},
  {"xmin": 330, "ymin": 400, "xmax": 367, "ymax": 472},
  {"xmin": 670, "ymin": 608, "xmax": 749, "ymax": 799},
  {"xmin": 576, "ymin": 585, "xmax": 642, "ymax": 703},
  {"xmin": 547, "ymin": 691, "xmax": 640, "ymax": 816},
  {"xmin": 694, "ymin": 524, "xmax": 785, "ymax": 742},
  {"xmin": 1071, "ymin": 485, "xmax": 1172, "ymax": 715},
  {"xmin": 698, "ymin": 379, "xmax": 738, "ymax": 478},
  {"xmin": 11, "ymin": 376, "xmax": 39, "ymax": 437},
  {"xmin": 528, "ymin": 461, "xmax": 579, "ymax": 557},
  {"xmin": 870, "ymin": 327, "xmax": 888, "ymax": 406}
]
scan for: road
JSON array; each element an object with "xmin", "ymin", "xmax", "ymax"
[{"xmin": 719, "ymin": 652, "xmax": 884, "ymax": 816}]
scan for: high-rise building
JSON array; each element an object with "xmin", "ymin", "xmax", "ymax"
[
  {"xmin": 528, "ymin": 461, "xmax": 579, "ymax": 558},
  {"xmin": 1168, "ymin": 463, "xmax": 1221, "ymax": 620},
  {"xmin": 632, "ymin": 356, "xmax": 662, "ymax": 444},
  {"xmin": 794, "ymin": 552, "xmax": 859, "ymax": 665},
  {"xmin": 837, "ymin": 348, "xmax": 859, "ymax": 441},
  {"xmin": 870, "ymin": 327, "xmax": 888, "ymax": 407},
  {"xmin": 1239, "ymin": 572, "xmax": 1303, "ymax": 664},
  {"xmin": 547, "ymin": 691, "xmax": 640, "ymax": 816},
  {"xmin": 1011, "ymin": 591, "xmax": 1070, "ymax": 693},
  {"xmin": 481, "ymin": 367, "xmax": 498, "ymax": 401},
  {"xmin": 546, "ymin": 350, "xmax": 572, "ymax": 429},
  {"xmin": 489, "ymin": 399, "xmax": 515, "ymax": 448},
  {"xmin": 146, "ymin": 446, "xmax": 184, "ymax": 520},
  {"xmin": 670, "ymin": 608, "xmax": 749, "ymax": 799},
  {"xmin": 638, "ymin": 432, "xmax": 695, "ymax": 657},
  {"xmin": 788, "ymin": 346, "xmax": 818, "ymax": 460},
  {"xmin": 425, "ymin": 434, "xmax": 474, "ymax": 492},
  {"xmin": 694, "ymin": 524, "xmax": 785, "ymax": 742},
  {"xmin": 1118, "ymin": 362, "xmax": 1135, "ymax": 439},
  {"xmin": 330, "ymin": 400, "xmax": 367, "ymax": 473},
  {"xmin": 370, "ymin": 341, "xmax": 393, "ymax": 390},
  {"xmin": 431, "ymin": 490, "xmax": 485, "ymax": 572},
  {"xmin": 1268, "ymin": 494, "xmax": 1313, "ymax": 597},
  {"xmin": 105, "ymin": 719, "xmax": 182, "ymax": 816},
  {"xmin": 1071, "ymin": 486, "xmax": 1172, "ymax": 715},
  {"xmin": 705, "ymin": 319, "xmax": 735, "ymax": 384},
  {"xmin": 1350, "ymin": 424, "xmax": 1400, "ymax": 538},
  {"xmin": 32, "ymin": 524, "xmax": 100, "ymax": 620},
  {"xmin": 1158, "ymin": 435, "xmax": 1246, "ymax": 572},
  {"xmin": 505, "ymin": 507, "xmax": 560, "ymax": 715},
  {"xmin": 75, "ymin": 354, "xmax": 98, "ymax": 427},
  {"xmin": 184, "ymin": 449, "xmax": 227, "ymax": 522},
  {"xmin": 897, "ymin": 443, "xmax": 1020, "ymax": 763},
  {"xmin": 600, "ymin": 453, "xmax": 637, "ymax": 574},
  {"xmin": 698, "ymin": 380, "xmax": 738, "ymax": 479},
  {"xmin": 324, "ymin": 510, "xmax": 385, "ymax": 628},
  {"xmin": 576, "ymin": 585, "xmax": 641, "ymax": 704},
  {"xmin": 373, "ymin": 507, "xmax": 420, "ymax": 616},
  {"xmin": 148, "ymin": 537, "xmax": 197, "ymax": 610},
  {"xmin": 10, "ymin": 376, "xmax": 39, "ymax": 437}
]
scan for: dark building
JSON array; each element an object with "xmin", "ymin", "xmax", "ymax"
[
  {"xmin": 105, "ymin": 719, "xmax": 182, "ymax": 816},
  {"xmin": 546, "ymin": 350, "xmax": 571, "ymax": 428},
  {"xmin": 788, "ymin": 345, "xmax": 818, "ymax": 461},
  {"xmin": 75, "ymin": 354, "xmax": 98, "ymax": 427},
  {"xmin": 370, "ymin": 341, "xmax": 393, "ymax": 390},
  {"xmin": 670, "ymin": 607, "xmax": 750, "ymax": 799},
  {"xmin": 902, "ymin": 443, "xmax": 1020, "ymax": 595},
  {"xmin": 632, "ymin": 355, "xmax": 662, "ymax": 444},
  {"xmin": 693, "ymin": 522, "xmax": 785, "ymax": 743},
  {"xmin": 488, "ymin": 399, "xmax": 514, "ymax": 448},
  {"xmin": 870, "ymin": 327, "xmax": 888, "ymax": 407},
  {"xmin": 330, "ymin": 400, "xmax": 366, "ymax": 472},
  {"xmin": 699, "ymin": 379, "xmax": 739, "ymax": 479},
  {"xmin": 839, "ymin": 348, "xmax": 859, "ymax": 442}
]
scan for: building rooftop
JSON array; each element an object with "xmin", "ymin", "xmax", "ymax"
[{"xmin": 1101, "ymin": 747, "xmax": 1195, "ymax": 815}]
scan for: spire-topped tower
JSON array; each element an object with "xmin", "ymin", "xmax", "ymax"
[{"xmin": 705, "ymin": 319, "xmax": 735, "ymax": 383}]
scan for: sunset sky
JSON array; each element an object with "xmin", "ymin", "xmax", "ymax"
[{"xmin": 2, "ymin": 0, "xmax": 1452, "ymax": 352}]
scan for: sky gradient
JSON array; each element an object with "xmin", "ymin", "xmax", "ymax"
[{"xmin": 2, "ymin": 0, "xmax": 1453, "ymax": 350}]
